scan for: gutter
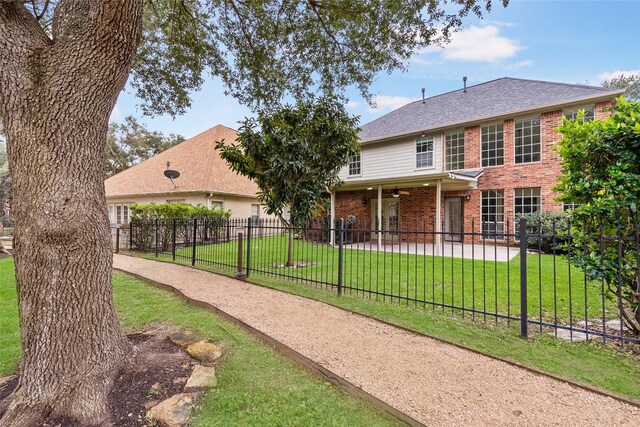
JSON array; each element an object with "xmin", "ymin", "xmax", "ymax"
[{"xmin": 106, "ymin": 189, "xmax": 258, "ymax": 200}]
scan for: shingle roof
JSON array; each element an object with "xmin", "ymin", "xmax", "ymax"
[
  {"xmin": 360, "ymin": 77, "xmax": 622, "ymax": 142},
  {"xmin": 105, "ymin": 124, "xmax": 259, "ymax": 198}
]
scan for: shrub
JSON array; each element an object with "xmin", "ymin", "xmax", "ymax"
[
  {"xmin": 130, "ymin": 202, "xmax": 231, "ymax": 251},
  {"xmin": 516, "ymin": 211, "xmax": 570, "ymax": 253}
]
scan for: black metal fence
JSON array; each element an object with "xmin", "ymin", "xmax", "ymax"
[{"xmin": 121, "ymin": 217, "xmax": 640, "ymax": 348}]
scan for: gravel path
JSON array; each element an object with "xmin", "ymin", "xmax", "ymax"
[{"xmin": 114, "ymin": 254, "xmax": 639, "ymax": 426}]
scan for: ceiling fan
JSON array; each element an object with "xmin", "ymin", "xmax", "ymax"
[{"xmin": 392, "ymin": 187, "xmax": 410, "ymax": 198}]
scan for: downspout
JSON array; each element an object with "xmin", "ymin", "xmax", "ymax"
[
  {"xmin": 377, "ymin": 185, "xmax": 383, "ymax": 245},
  {"xmin": 435, "ymin": 179, "xmax": 442, "ymax": 256}
]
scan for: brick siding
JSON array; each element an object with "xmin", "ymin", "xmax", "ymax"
[{"xmin": 334, "ymin": 100, "xmax": 616, "ymax": 244}]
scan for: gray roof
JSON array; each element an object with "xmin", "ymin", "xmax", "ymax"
[
  {"xmin": 360, "ymin": 77, "xmax": 622, "ymax": 142},
  {"xmin": 451, "ymin": 169, "xmax": 484, "ymax": 179}
]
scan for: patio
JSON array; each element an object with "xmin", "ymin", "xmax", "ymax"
[{"xmin": 343, "ymin": 240, "xmax": 518, "ymax": 262}]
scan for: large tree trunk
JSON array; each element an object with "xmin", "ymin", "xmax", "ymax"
[{"xmin": 0, "ymin": 2, "xmax": 143, "ymax": 426}]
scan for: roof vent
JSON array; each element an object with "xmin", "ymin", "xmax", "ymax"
[
  {"xmin": 421, "ymin": 88, "xmax": 426, "ymax": 104},
  {"xmin": 463, "ymin": 76, "xmax": 468, "ymax": 93}
]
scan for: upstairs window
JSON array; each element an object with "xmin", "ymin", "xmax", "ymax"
[
  {"xmin": 514, "ymin": 117, "xmax": 541, "ymax": 164},
  {"xmin": 564, "ymin": 106, "xmax": 595, "ymax": 122},
  {"xmin": 416, "ymin": 137, "xmax": 434, "ymax": 168},
  {"xmin": 348, "ymin": 153, "xmax": 361, "ymax": 176},
  {"xmin": 445, "ymin": 131, "xmax": 465, "ymax": 171},
  {"xmin": 481, "ymin": 124, "xmax": 504, "ymax": 167}
]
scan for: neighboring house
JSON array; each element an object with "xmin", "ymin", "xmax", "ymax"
[
  {"xmin": 331, "ymin": 77, "xmax": 623, "ymax": 244},
  {"xmin": 105, "ymin": 124, "xmax": 267, "ymax": 225}
]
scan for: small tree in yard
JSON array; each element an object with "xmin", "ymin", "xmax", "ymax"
[
  {"xmin": 217, "ymin": 97, "xmax": 359, "ymax": 267},
  {"xmin": 554, "ymin": 98, "xmax": 640, "ymax": 334}
]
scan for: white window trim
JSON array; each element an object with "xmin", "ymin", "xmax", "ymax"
[
  {"xmin": 415, "ymin": 136, "xmax": 435, "ymax": 170},
  {"xmin": 481, "ymin": 189, "xmax": 505, "ymax": 240},
  {"xmin": 444, "ymin": 129, "xmax": 465, "ymax": 171},
  {"xmin": 480, "ymin": 122, "xmax": 505, "ymax": 169},
  {"xmin": 210, "ymin": 200, "xmax": 224, "ymax": 210},
  {"xmin": 563, "ymin": 105, "xmax": 595, "ymax": 122},
  {"xmin": 513, "ymin": 116, "xmax": 542, "ymax": 165},
  {"xmin": 347, "ymin": 152, "xmax": 362, "ymax": 177},
  {"xmin": 109, "ymin": 203, "xmax": 131, "ymax": 225}
]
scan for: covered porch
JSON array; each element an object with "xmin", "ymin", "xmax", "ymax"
[{"xmin": 329, "ymin": 170, "xmax": 484, "ymax": 255}]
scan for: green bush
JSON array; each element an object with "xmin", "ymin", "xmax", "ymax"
[
  {"xmin": 130, "ymin": 203, "xmax": 231, "ymax": 251},
  {"xmin": 130, "ymin": 202, "xmax": 230, "ymax": 221},
  {"xmin": 516, "ymin": 211, "xmax": 570, "ymax": 253}
]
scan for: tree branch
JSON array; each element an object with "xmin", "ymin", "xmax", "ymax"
[{"xmin": 0, "ymin": 2, "xmax": 51, "ymax": 109}]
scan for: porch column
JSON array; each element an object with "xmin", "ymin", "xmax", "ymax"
[
  {"xmin": 435, "ymin": 179, "xmax": 442, "ymax": 256},
  {"xmin": 330, "ymin": 189, "xmax": 336, "ymax": 246},
  {"xmin": 377, "ymin": 185, "xmax": 383, "ymax": 244}
]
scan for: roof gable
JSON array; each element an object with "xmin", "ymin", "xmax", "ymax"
[
  {"xmin": 105, "ymin": 124, "xmax": 259, "ymax": 198},
  {"xmin": 360, "ymin": 77, "xmax": 622, "ymax": 142}
]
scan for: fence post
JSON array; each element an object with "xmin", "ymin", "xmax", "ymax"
[
  {"xmin": 172, "ymin": 218, "xmax": 177, "ymax": 261},
  {"xmin": 115, "ymin": 227, "xmax": 120, "ymax": 253},
  {"xmin": 236, "ymin": 231, "xmax": 246, "ymax": 278},
  {"xmin": 246, "ymin": 217, "xmax": 252, "ymax": 278},
  {"xmin": 191, "ymin": 218, "xmax": 197, "ymax": 266},
  {"xmin": 519, "ymin": 217, "xmax": 528, "ymax": 338},
  {"xmin": 129, "ymin": 220, "xmax": 133, "ymax": 250},
  {"xmin": 337, "ymin": 218, "xmax": 345, "ymax": 296},
  {"xmin": 154, "ymin": 218, "xmax": 159, "ymax": 257}
]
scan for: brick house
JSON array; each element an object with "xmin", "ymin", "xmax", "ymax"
[{"xmin": 330, "ymin": 77, "xmax": 622, "ymax": 245}]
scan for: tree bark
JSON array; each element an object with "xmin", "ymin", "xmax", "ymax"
[
  {"xmin": 0, "ymin": 2, "xmax": 143, "ymax": 425},
  {"xmin": 287, "ymin": 225, "xmax": 294, "ymax": 267}
]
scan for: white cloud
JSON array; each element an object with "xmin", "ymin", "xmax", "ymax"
[
  {"xmin": 505, "ymin": 60, "xmax": 534, "ymax": 70},
  {"xmin": 598, "ymin": 70, "xmax": 640, "ymax": 81},
  {"xmin": 484, "ymin": 20, "xmax": 515, "ymax": 28},
  {"xmin": 368, "ymin": 95, "xmax": 413, "ymax": 113},
  {"xmin": 346, "ymin": 100, "xmax": 360, "ymax": 109},
  {"xmin": 109, "ymin": 105, "xmax": 122, "ymax": 123},
  {"xmin": 416, "ymin": 25, "xmax": 524, "ymax": 63}
]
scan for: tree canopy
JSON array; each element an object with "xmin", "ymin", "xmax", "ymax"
[
  {"xmin": 554, "ymin": 98, "xmax": 640, "ymax": 334},
  {"xmin": 6, "ymin": 0, "xmax": 508, "ymax": 118},
  {"xmin": 602, "ymin": 73, "xmax": 640, "ymax": 101},
  {"xmin": 106, "ymin": 116, "xmax": 184, "ymax": 177},
  {"xmin": 216, "ymin": 96, "xmax": 360, "ymax": 265}
]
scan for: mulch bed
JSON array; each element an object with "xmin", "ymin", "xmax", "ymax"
[{"xmin": 0, "ymin": 329, "xmax": 196, "ymax": 426}]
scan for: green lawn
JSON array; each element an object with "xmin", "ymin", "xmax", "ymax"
[
  {"xmin": 165, "ymin": 235, "xmax": 618, "ymax": 325},
  {"xmin": 137, "ymin": 249, "xmax": 640, "ymax": 402},
  {"xmin": 0, "ymin": 257, "xmax": 401, "ymax": 426},
  {"xmin": 0, "ymin": 257, "xmax": 20, "ymax": 374}
]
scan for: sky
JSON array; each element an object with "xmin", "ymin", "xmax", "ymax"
[{"xmin": 111, "ymin": 0, "xmax": 640, "ymax": 138}]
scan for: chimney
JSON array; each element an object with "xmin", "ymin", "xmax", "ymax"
[
  {"xmin": 463, "ymin": 76, "xmax": 467, "ymax": 93},
  {"xmin": 421, "ymin": 88, "xmax": 426, "ymax": 104}
]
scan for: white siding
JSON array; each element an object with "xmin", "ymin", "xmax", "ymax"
[{"xmin": 339, "ymin": 133, "xmax": 443, "ymax": 181}]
